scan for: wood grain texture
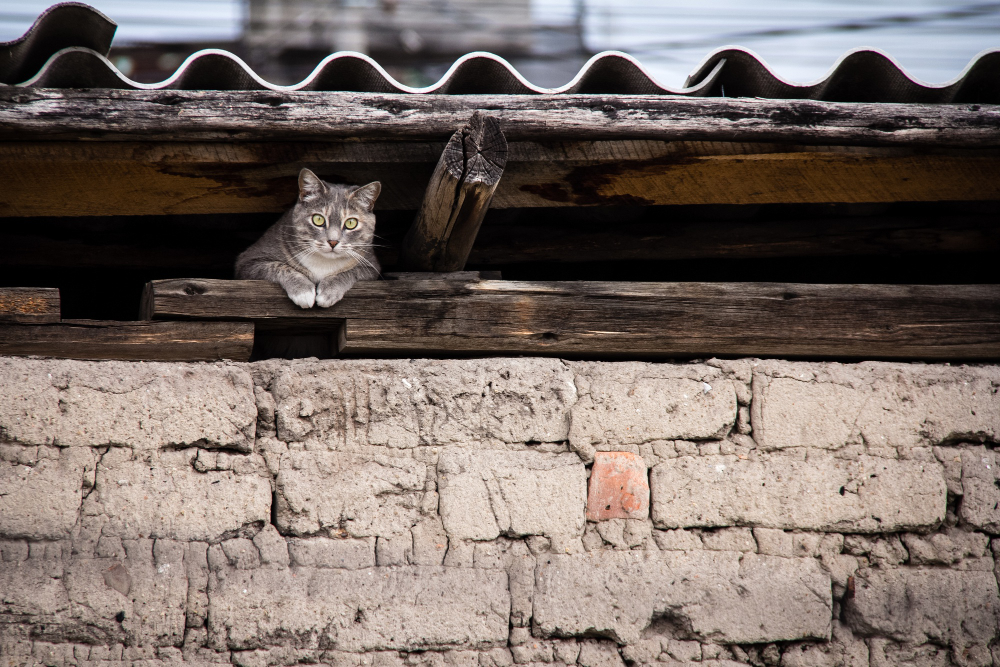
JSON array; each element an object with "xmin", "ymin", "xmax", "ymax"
[
  {"xmin": 400, "ymin": 111, "xmax": 507, "ymax": 271},
  {"xmin": 142, "ymin": 278, "xmax": 1000, "ymax": 360},
  {"xmin": 0, "ymin": 140, "xmax": 437, "ymax": 215},
  {"xmin": 0, "ymin": 287, "xmax": 60, "ymax": 323},
  {"xmin": 500, "ymin": 148, "xmax": 1000, "ymax": 208},
  {"xmin": 2, "ymin": 140, "xmax": 997, "ymax": 216},
  {"xmin": 1, "ymin": 89, "xmax": 997, "ymax": 147},
  {"xmin": 0, "ymin": 319, "xmax": 253, "ymax": 361}
]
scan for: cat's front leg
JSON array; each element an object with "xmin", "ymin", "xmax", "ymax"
[
  {"xmin": 315, "ymin": 274, "xmax": 355, "ymax": 308},
  {"xmin": 279, "ymin": 273, "xmax": 317, "ymax": 309}
]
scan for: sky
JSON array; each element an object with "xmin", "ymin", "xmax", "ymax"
[
  {"xmin": 1, "ymin": 1, "xmax": 244, "ymax": 44},
  {"xmin": 2, "ymin": 0, "xmax": 998, "ymax": 87}
]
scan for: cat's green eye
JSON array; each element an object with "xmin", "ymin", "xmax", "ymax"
[
  {"xmin": 344, "ymin": 217, "xmax": 359, "ymax": 230},
  {"xmin": 311, "ymin": 213, "xmax": 326, "ymax": 227}
]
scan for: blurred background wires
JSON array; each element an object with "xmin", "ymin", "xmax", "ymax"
[{"xmin": 2, "ymin": 0, "xmax": 998, "ymax": 87}]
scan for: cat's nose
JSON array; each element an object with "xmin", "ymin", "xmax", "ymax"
[{"xmin": 328, "ymin": 240, "xmax": 339, "ymax": 249}]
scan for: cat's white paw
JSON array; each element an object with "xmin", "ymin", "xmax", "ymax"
[
  {"xmin": 315, "ymin": 286, "xmax": 347, "ymax": 308},
  {"xmin": 286, "ymin": 284, "xmax": 316, "ymax": 308}
]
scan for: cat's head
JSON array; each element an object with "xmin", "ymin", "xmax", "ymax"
[{"xmin": 290, "ymin": 168, "xmax": 381, "ymax": 264}]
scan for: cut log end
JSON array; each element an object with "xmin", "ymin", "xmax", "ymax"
[
  {"xmin": 443, "ymin": 111, "xmax": 507, "ymax": 184},
  {"xmin": 400, "ymin": 110, "xmax": 508, "ymax": 272}
]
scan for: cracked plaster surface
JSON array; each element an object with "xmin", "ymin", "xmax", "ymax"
[{"xmin": 1, "ymin": 356, "xmax": 999, "ymax": 666}]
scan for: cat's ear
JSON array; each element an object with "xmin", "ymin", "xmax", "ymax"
[
  {"xmin": 298, "ymin": 168, "xmax": 326, "ymax": 202},
  {"xmin": 350, "ymin": 181, "xmax": 381, "ymax": 212}
]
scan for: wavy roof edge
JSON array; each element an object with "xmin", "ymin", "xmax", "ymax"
[
  {"xmin": 0, "ymin": 2, "xmax": 115, "ymax": 85},
  {"xmin": 2, "ymin": 2, "xmax": 999, "ymax": 103}
]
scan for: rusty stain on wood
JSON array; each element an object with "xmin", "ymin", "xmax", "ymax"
[
  {"xmin": 0, "ymin": 288, "xmax": 60, "ymax": 323},
  {"xmin": 0, "ymin": 294, "xmax": 48, "ymax": 314}
]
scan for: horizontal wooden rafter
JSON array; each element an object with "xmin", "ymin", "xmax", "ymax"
[
  {"xmin": 143, "ymin": 278, "xmax": 1000, "ymax": 360},
  {"xmin": 1, "ymin": 90, "xmax": 998, "ymax": 147},
  {"xmin": 0, "ymin": 319, "xmax": 253, "ymax": 361},
  {"xmin": 2, "ymin": 140, "xmax": 998, "ymax": 216}
]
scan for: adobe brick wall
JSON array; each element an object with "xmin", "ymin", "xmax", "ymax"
[{"xmin": 1, "ymin": 356, "xmax": 998, "ymax": 667}]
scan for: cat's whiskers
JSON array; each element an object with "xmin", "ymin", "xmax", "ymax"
[
  {"xmin": 279, "ymin": 230, "xmax": 314, "ymax": 244},
  {"xmin": 344, "ymin": 248, "xmax": 381, "ymax": 275},
  {"xmin": 286, "ymin": 240, "xmax": 316, "ymax": 256},
  {"xmin": 282, "ymin": 237, "xmax": 323, "ymax": 260},
  {"xmin": 287, "ymin": 245, "xmax": 319, "ymax": 265},
  {"xmin": 344, "ymin": 247, "xmax": 382, "ymax": 278}
]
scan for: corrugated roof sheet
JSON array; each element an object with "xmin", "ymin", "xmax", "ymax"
[
  {"xmin": 0, "ymin": 3, "xmax": 115, "ymax": 86},
  {"xmin": 2, "ymin": 2, "xmax": 998, "ymax": 102}
]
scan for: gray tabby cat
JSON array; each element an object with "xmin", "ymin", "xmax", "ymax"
[{"xmin": 235, "ymin": 169, "xmax": 381, "ymax": 308}]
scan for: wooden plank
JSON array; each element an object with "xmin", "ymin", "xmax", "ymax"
[
  {"xmin": 0, "ymin": 140, "xmax": 437, "ymax": 216},
  {"xmin": 499, "ymin": 149, "xmax": 1000, "ymax": 208},
  {"xmin": 2, "ymin": 140, "xmax": 998, "ymax": 216},
  {"xmin": 1, "ymin": 89, "xmax": 997, "ymax": 147},
  {"xmin": 0, "ymin": 320, "xmax": 253, "ymax": 361},
  {"xmin": 0, "ymin": 287, "xmax": 60, "ymax": 323},
  {"xmin": 400, "ymin": 111, "xmax": 507, "ymax": 271},
  {"xmin": 142, "ymin": 278, "xmax": 1000, "ymax": 360}
]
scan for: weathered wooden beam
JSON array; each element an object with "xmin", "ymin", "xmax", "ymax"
[
  {"xmin": 2, "ymin": 140, "xmax": 998, "ymax": 217},
  {"xmin": 0, "ymin": 140, "xmax": 437, "ymax": 215},
  {"xmin": 142, "ymin": 278, "xmax": 1000, "ymax": 360},
  {"xmin": 0, "ymin": 287, "xmax": 60, "ymax": 323},
  {"xmin": 1, "ymin": 89, "xmax": 997, "ymax": 148},
  {"xmin": 400, "ymin": 111, "xmax": 507, "ymax": 271},
  {"xmin": 501, "ymin": 147, "xmax": 1000, "ymax": 208},
  {"xmin": 0, "ymin": 319, "xmax": 253, "ymax": 361}
]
